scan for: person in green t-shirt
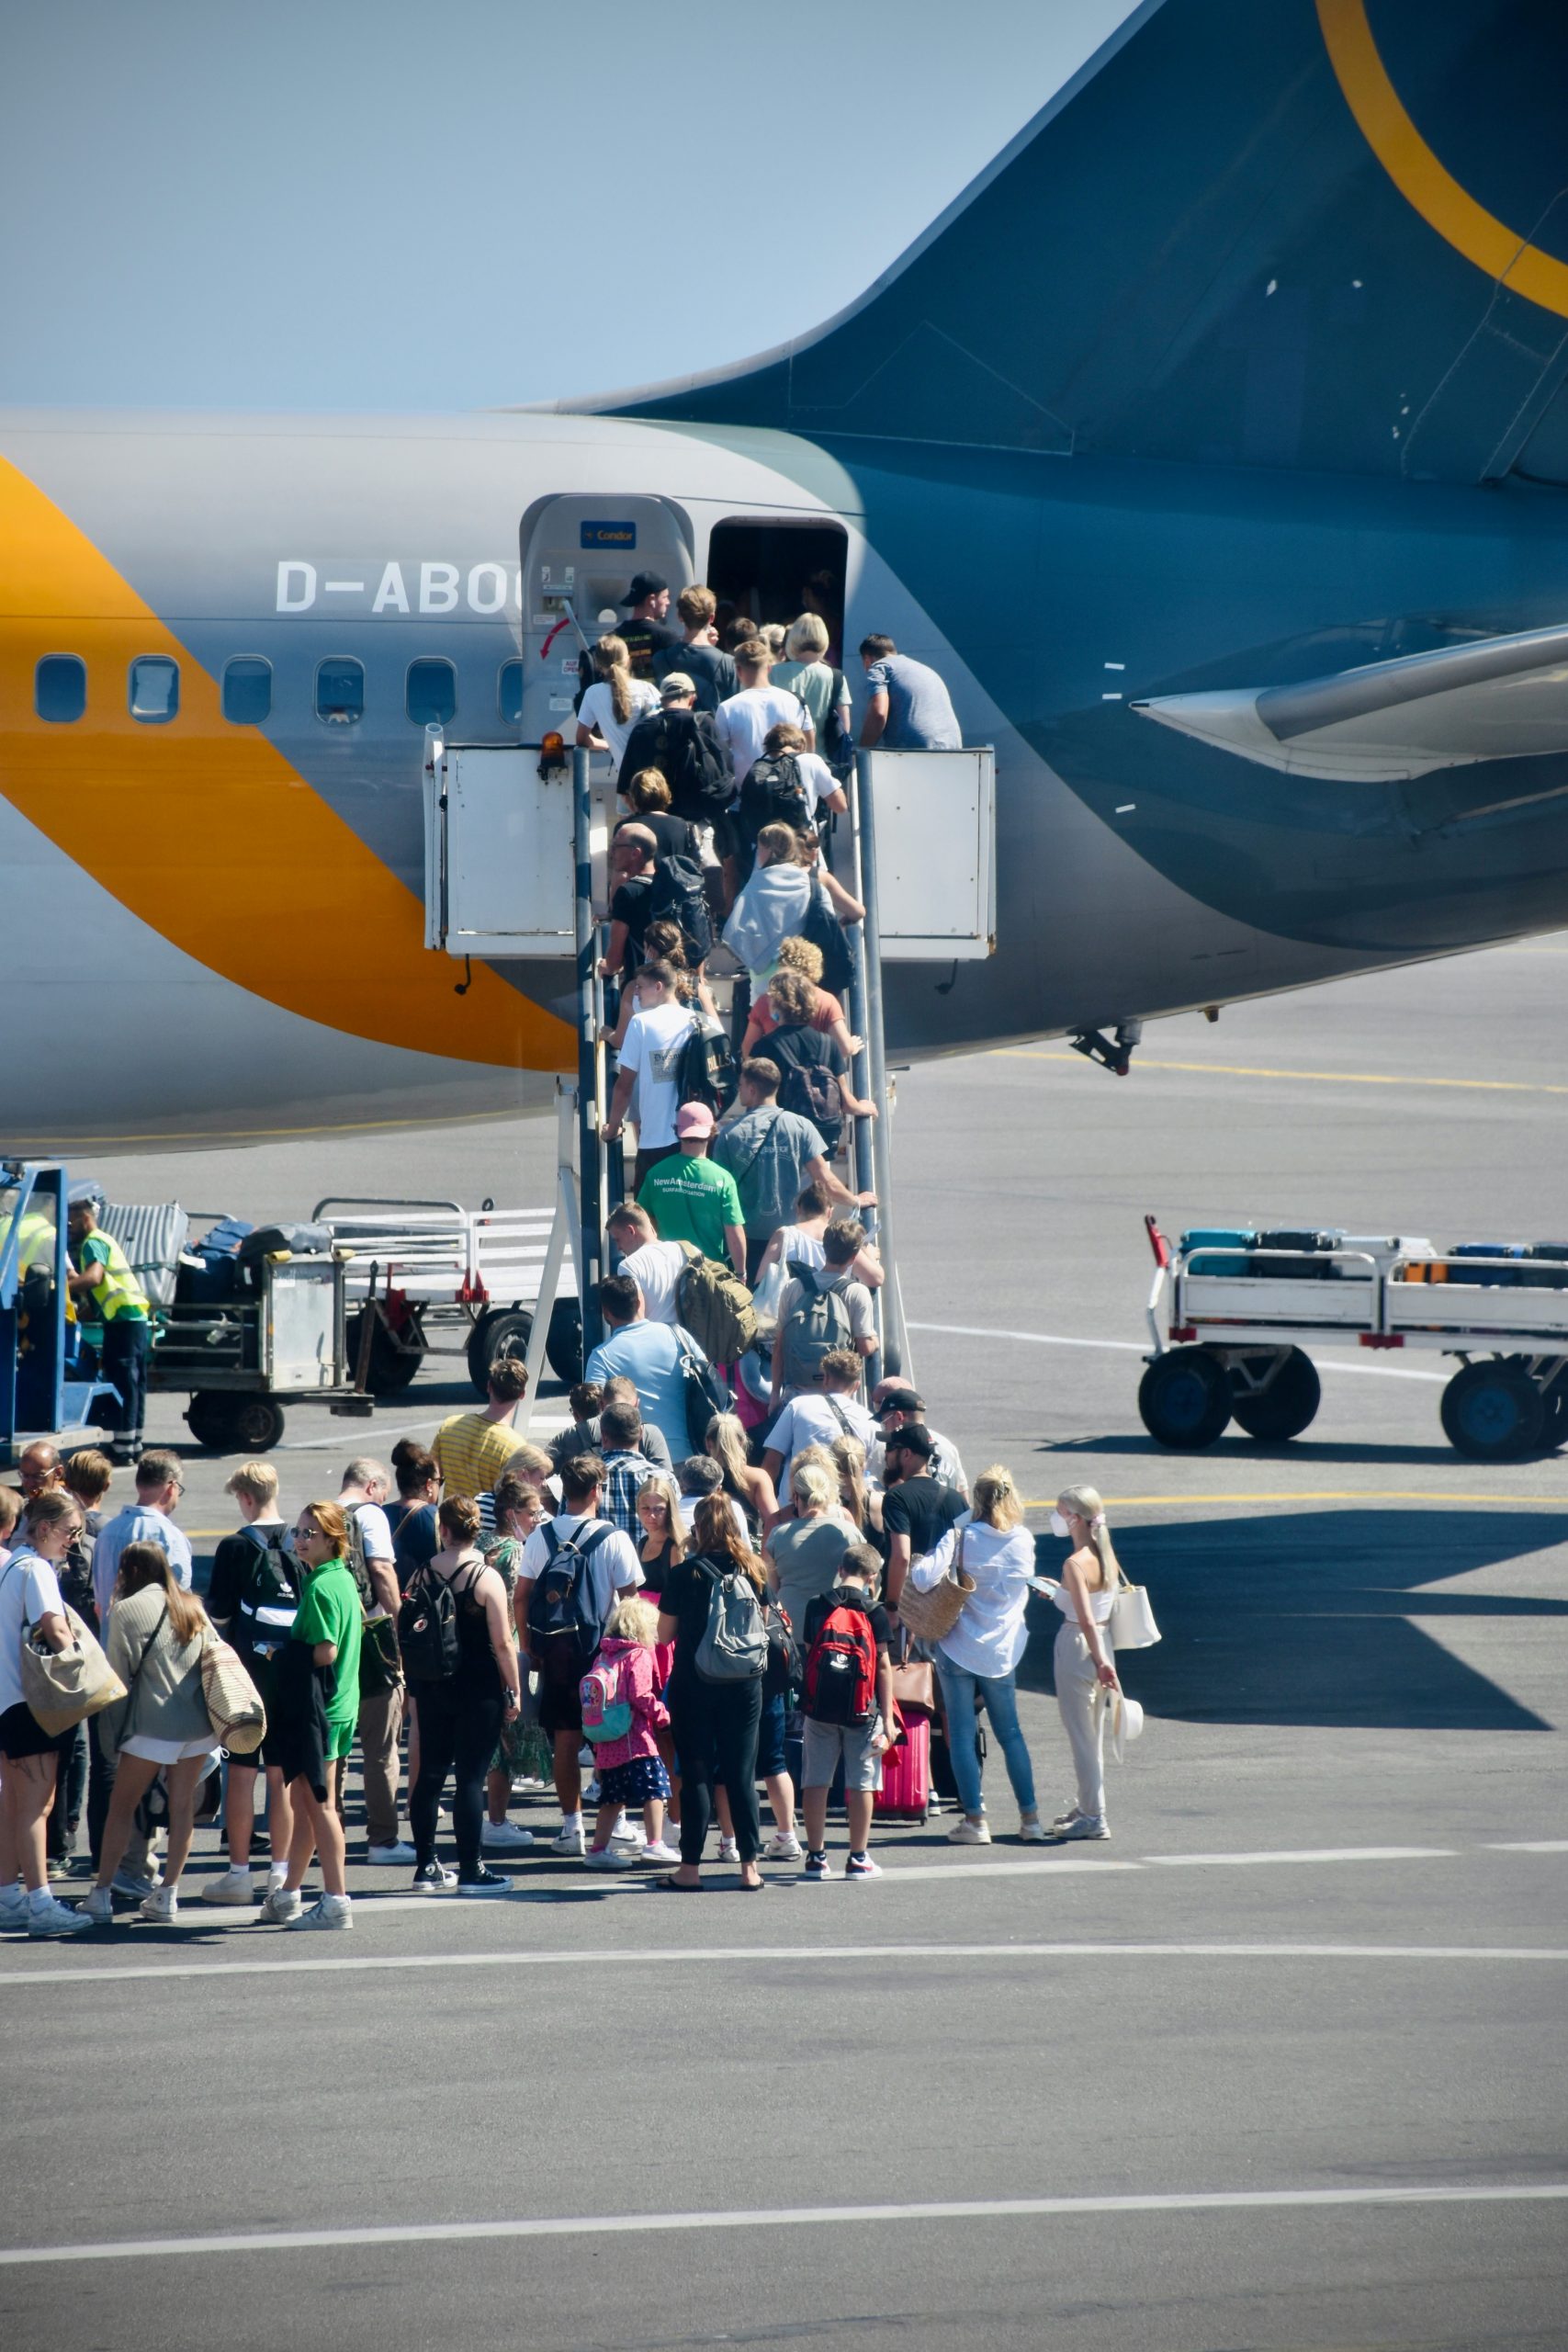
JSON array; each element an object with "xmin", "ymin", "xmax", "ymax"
[
  {"xmin": 637, "ymin": 1104, "xmax": 746, "ymax": 1271},
  {"xmin": 262, "ymin": 1500, "xmax": 364, "ymax": 1932}
]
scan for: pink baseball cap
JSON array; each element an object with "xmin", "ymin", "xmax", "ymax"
[{"xmin": 675, "ymin": 1102, "xmax": 716, "ymax": 1137}]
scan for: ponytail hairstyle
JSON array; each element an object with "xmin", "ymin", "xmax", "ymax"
[
  {"xmin": 1055, "ymin": 1483, "xmax": 1121, "ymax": 1590},
  {"xmin": 829, "ymin": 1435, "xmax": 868, "ymax": 1532},
  {"xmin": 438, "ymin": 1495, "xmax": 482, "ymax": 1547},
  {"xmin": 592, "ymin": 633, "xmax": 634, "ymax": 727},
  {"xmin": 973, "ymin": 1464, "xmax": 1025, "ymax": 1533}
]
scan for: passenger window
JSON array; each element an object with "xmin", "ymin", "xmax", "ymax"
[
  {"xmin": 129, "ymin": 655, "xmax": 179, "ymax": 724},
  {"xmin": 315, "ymin": 656, "xmax": 365, "ymax": 726},
  {"xmin": 222, "ymin": 656, "xmax": 272, "ymax": 725},
  {"xmin": 35, "ymin": 654, "xmax": 85, "ymax": 723},
  {"xmin": 498, "ymin": 657, "xmax": 524, "ymax": 726},
  {"xmin": 406, "ymin": 657, "xmax": 457, "ymax": 727}
]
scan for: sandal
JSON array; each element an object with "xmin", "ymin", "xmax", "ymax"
[{"xmin": 656, "ymin": 1874, "xmax": 703, "ymax": 1893}]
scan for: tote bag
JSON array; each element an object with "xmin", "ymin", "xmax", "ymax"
[{"xmin": 1109, "ymin": 1574, "xmax": 1160, "ymax": 1650}]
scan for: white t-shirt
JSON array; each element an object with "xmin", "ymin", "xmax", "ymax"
[
  {"xmin": 677, "ymin": 1493, "xmax": 750, "ymax": 1544},
  {"xmin": 619, "ymin": 1000, "xmax": 697, "ymax": 1150},
  {"xmin": 352, "ymin": 1501, "xmax": 395, "ymax": 1565},
  {"xmin": 0, "ymin": 1549, "xmax": 64, "ymax": 1717},
  {"xmin": 764, "ymin": 1390, "xmax": 880, "ymax": 1497},
  {"xmin": 517, "ymin": 1512, "xmax": 644, "ymax": 1620},
  {"xmin": 795, "ymin": 750, "xmax": 841, "ymax": 819},
  {"xmin": 714, "ymin": 684, "xmax": 815, "ymax": 783},
  {"xmin": 580, "ymin": 677, "xmax": 660, "ymax": 768},
  {"xmin": 620, "ymin": 1238, "xmax": 687, "ymax": 1326}
]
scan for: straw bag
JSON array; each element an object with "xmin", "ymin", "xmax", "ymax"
[
  {"xmin": 897, "ymin": 1531, "xmax": 976, "ymax": 1644},
  {"xmin": 1109, "ymin": 1573, "xmax": 1160, "ymax": 1650},
  {"xmin": 200, "ymin": 1633, "xmax": 267, "ymax": 1754},
  {"xmin": 17, "ymin": 1594, "xmax": 126, "ymax": 1738}
]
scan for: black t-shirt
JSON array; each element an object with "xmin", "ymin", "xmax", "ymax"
[
  {"xmin": 763, "ymin": 1022, "xmax": 846, "ymax": 1083},
  {"xmin": 651, "ymin": 639, "xmax": 738, "ymax": 714},
  {"xmin": 610, "ymin": 874, "xmax": 654, "ymax": 967},
  {"xmin": 637, "ymin": 1535, "xmax": 676, "ymax": 1601},
  {"xmin": 801, "ymin": 1581, "xmax": 893, "ymax": 1657},
  {"xmin": 579, "ymin": 616, "xmax": 682, "ymax": 694},
  {"xmin": 881, "ymin": 1477, "xmax": 966, "ymax": 1561},
  {"xmin": 615, "ymin": 811, "xmax": 699, "ymax": 865},
  {"xmin": 659, "ymin": 1551, "xmax": 763, "ymax": 1679}
]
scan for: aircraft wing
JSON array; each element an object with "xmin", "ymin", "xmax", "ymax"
[{"xmin": 1134, "ymin": 621, "xmax": 1568, "ymax": 783}]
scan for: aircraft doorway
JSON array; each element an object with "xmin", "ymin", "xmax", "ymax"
[
  {"xmin": 706, "ymin": 517, "xmax": 847, "ymax": 660},
  {"xmin": 517, "ymin": 492, "xmax": 694, "ymax": 745}
]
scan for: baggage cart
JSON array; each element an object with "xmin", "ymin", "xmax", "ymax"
[{"xmin": 1139, "ymin": 1214, "xmax": 1568, "ymax": 1460}]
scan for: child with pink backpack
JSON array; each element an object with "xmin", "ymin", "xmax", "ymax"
[{"xmin": 580, "ymin": 1595, "xmax": 679, "ymax": 1868}]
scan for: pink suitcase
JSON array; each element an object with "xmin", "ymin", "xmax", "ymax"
[{"xmin": 874, "ymin": 1714, "xmax": 930, "ymax": 1821}]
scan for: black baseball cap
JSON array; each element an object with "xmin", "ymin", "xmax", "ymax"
[
  {"xmin": 621, "ymin": 571, "xmax": 669, "ymax": 605},
  {"xmin": 878, "ymin": 1385, "xmax": 924, "ymax": 1416},
  {"xmin": 885, "ymin": 1423, "xmax": 934, "ymax": 1461}
]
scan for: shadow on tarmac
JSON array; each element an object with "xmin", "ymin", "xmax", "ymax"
[
  {"xmin": 1038, "ymin": 1433, "xmax": 1565, "ymax": 1467},
  {"xmin": 1019, "ymin": 1510, "xmax": 1564, "ymax": 1733}
]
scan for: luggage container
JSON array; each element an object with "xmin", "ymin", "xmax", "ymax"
[{"xmin": 1139, "ymin": 1216, "xmax": 1568, "ymax": 1461}]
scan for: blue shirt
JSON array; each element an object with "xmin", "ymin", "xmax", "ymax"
[
  {"xmin": 92, "ymin": 1503, "xmax": 194, "ymax": 1629},
  {"xmin": 865, "ymin": 654, "xmax": 962, "ymax": 751},
  {"xmin": 584, "ymin": 1320, "xmax": 702, "ymax": 1471}
]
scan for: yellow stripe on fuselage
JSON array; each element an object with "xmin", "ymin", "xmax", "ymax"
[{"xmin": 0, "ymin": 453, "xmax": 574, "ymax": 1073}]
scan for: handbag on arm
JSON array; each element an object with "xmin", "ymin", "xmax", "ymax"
[{"xmin": 895, "ymin": 1528, "xmax": 976, "ymax": 1645}]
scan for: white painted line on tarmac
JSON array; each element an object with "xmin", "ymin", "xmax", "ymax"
[
  {"xmin": 6, "ymin": 1937, "xmax": 1562, "ymax": 1991},
  {"xmin": 1486, "ymin": 1840, "xmax": 1568, "ymax": 1852},
  {"xmin": 4, "ymin": 2180, "xmax": 1563, "ymax": 2265},
  {"xmin": 906, "ymin": 1320, "xmax": 1448, "ymax": 1381},
  {"xmin": 1146, "ymin": 1847, "xmax": 1454, "ymax": 1868}
]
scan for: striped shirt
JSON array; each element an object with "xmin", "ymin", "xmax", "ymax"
[{"xmin": 432, "ymin": 1410, "xmax": 525, "ymax": 1501}]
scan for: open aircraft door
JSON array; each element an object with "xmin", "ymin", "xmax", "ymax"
[{"xmin": 517, "ymin": 494, "xmax": 694, "ymax": 744}]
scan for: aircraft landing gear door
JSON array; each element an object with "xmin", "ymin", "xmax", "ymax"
[{"xmin": 518, "ymin": 495, "xmax": 694, "ymax": 743}]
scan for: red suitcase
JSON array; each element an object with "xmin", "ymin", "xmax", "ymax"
[{"xmin": 874, "ymin": 1714, "xmax": 930, "ymax": 1821}]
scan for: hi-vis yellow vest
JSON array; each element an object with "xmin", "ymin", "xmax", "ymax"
[
  {"xmin": 82, "ymin": 1228, "xmax": 149, "ymax": 1322},
  {"xmin": 14, "ymin": 1210, "xmax": 56, "ymax": 1277}
]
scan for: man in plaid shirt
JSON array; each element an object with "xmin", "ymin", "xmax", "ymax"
[{"xmin": 595, "ymin": 1399, "xmax": 653, "ymax": 1535}]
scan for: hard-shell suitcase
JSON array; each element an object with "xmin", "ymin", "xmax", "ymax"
[
  {"xmin": 874, "ymin": 1714, "xmax": 930, "ymax": 1821},
  {"xmin": 1451, "ymin": 1242, "xmax": 1529, "ymax": 1287},
  {"xmin": 1180, "ymin": 1228, "xmax": 1254, "ymax": 1279},
  {"xmin": 176, "ymin": 1216, "xmax": 254, "ymax": 1305},
  {"xmin": 1251, "ymin": 1227, "xmax": 1342, "ymax": 1279},
  {"xmin": 238, "ymin": 1221, "xmax": 334, "ymax": 1263}
]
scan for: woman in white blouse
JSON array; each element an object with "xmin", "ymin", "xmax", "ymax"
[{"xmin": 907, "ymin": 1465, "xmax": 1044, "ymax": 1847}]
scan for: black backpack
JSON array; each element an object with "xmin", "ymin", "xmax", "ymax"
[
  {"xmin": 618, "ymin": 709, "xmax": 732, "ymax": 820},
  {"xmin": 676, "ymin": 1020, "xmax": 739, "ymax": 1114},
  {"xmin": 398, "ymin": 1559, "xmax": 478, "ymax": 1685},
  {"xmin": 647, "ymin": 851, "xmax": 714, "ymax": 964},
  {"xmin": 740, "ymin": 753, "xmax": 813, "ymax": 845},
  {"xmin": 798, "ymin": 878, "xmax": 854, "ymax": 996},
  {"xmin": 821, "ymin": 670, "xmax": 855, "ymax": 781},
  {"xmin": 236, "ymin": 1524, "xmax": 302, "ymax": 1650},
  {"xmin": 525, "ymin": 1521, "xmax": 614, "ymax": 1681},
  {"xmin": 776, "ymin": 1053, "xmax": 844, "ymax": 1141}
]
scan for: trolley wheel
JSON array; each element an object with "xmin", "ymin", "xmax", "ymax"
[
  {"xmin": 546, "ymin": 1295, "xmax": 583, "ymax": 1386},
  {"xmin": 1229, "ymin": 1348, "xmax": 1322, "ymax": 1442},
  {"xmin": 1544, "ymin": 1374, "xmax": 1568, "ymax": 1451},
  {"xmin": 1137, "ymin": 1347, "xmax": 1233, "ymax": 1449},
  {"xmin": 467, "ymin": 1307, "xmax": 533, "ymax": 1396},
  {"xmin": 1439, "ymin": 1360, "xmax": 1547, "ymax": 1461},
  {"xmin": 347, "ymin": 1308, "xmax": 423, "ymax": 1396},
  {"xmin": 186, "ymin": 1390, "xmax": 286, "ymax": 1453}
]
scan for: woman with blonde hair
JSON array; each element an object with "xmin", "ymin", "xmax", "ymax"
[
  {"xmin": 656, "ymin": 1496, "xmax": 769, "ymax": 1889},
  {"xmin": 0, "ymin": 1489, "xmax": 95, "ymax": 1937},
  {"xmin": 576, "ymin": 634, "xmax": 660, "ymax": 768},
  {"xmin": 81, "ymin": 1540, "xmax": 219, "ymax": 1925},
  {"xmin": 907, "ymin": 1465, "xmax": 1045, "ymax": 1846},
  {"xmin": 705, "ymin": 1412, "xmax": 777, "ymax": 1536},
  {"xmin": 773, "ymin": 612, "xmax": 853, "ymax": 759},
  {"xmin": 1047, "ymin": 1485, "xmax": 1122, "ymax": 1842},
  {"xmin": 829, "ymin": 1433, "xmax": 883, "ymax": 1551}
]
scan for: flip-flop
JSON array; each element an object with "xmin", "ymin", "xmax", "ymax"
[
  {"xmin": 655, "ymin": 1875, "xmax": 703, "ymax": 1893},
  {"xmin": 738, "ymin": 1877, "xmax": 767, "ymax": 1894}
]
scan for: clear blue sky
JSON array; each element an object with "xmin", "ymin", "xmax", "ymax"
[{"xmin": 4, "ymin": 0, "xmax": 1135, "ymax": 413}]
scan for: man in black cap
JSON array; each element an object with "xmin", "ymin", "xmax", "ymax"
[
  {"xmin": 874, "ymin": 1382, "xmax": 969, "ymax": 1499},
  {"xmin": 578, "ymin": 572, "xmax": 681, "ymax": 699}
]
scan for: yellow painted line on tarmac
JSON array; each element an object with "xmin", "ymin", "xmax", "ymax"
[
  {"xmin": 996, "ymin": 1051, "xmax": 1568, "ymax": 1097},
  {"xmin": 1021, "ymin": 1492, "xmax": 1568, "ymax": 1510}
]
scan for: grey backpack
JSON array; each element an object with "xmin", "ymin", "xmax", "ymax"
[
  {"xmin": 777, "ymin": 1259, "xmax": 854, "ymax": 1392},
  {"xmin": 694, "ymin": 1563, "xmax": 767, "ymax": 1684}
]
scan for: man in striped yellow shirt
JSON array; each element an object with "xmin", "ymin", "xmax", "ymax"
[{"xmin": 432, "ymin": 1357, "xmax": 530, "ymax": 1499}]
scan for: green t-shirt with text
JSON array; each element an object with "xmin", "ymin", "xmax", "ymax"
[{"xmin": 638, "ymin": 1152, "xmax": 743, "ymax": 1263}]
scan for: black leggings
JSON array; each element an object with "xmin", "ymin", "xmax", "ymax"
[
  {"xmin": 410, "ymin": 1680, "xmax": 502, "ymax": 1881},
  {"xmin": 671, "ymin": 1674, "xmax": 762, "ymax": 1868}
]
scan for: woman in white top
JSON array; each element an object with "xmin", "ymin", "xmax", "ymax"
[
  {"xmin": 1048, "ymin": 1483, "xmax": 1122, "ymax": 1841},
  {"xmin": 576, "ymin": 635, "xmax": 660, "ymax": 769},
  {"xmin": 908, "ymin": 1465, "xmax": 1044, "ymax": 1847},
  {"xmin": 0, "ymin": 1490, "xmax": 94, "ymax": 1939}
]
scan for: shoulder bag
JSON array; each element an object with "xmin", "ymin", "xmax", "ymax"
[
  {"xmin": 887, "ymin": 1624, "xmax": 935, "ymax": 1720},
  {"xmin": 200, "ymin": 1630, "xmax": 267, "ymax": 1754},
  {"xmin": 1108, "ymin": 1568, "xmax": 1161, "ymax": 1650},
  {"xmin": 10, "ymin": 1558, "xmax": 128, "ymax": 1738},
  {"xmin": 896, "ymin": 1528, "xmax": 976, "ymax": 1645}
]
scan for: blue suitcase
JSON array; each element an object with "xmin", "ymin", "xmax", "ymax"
[
  {"xmin": 1451, "ymin": 1242, "xmax": 1529, "ymax": 1287},
  {"xmin": 1180, "ymin": 1227, "xmax": 1254, "ymax": 1279}
]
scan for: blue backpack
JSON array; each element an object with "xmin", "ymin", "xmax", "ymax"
[{"xmin": 525, "ymin": 1521, "xmax": 612, "ymax": 1683}]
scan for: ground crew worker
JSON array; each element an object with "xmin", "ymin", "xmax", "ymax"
[{"xmin": 66, "ymin": 1185, "xmax": 152, "ymax": 1464}]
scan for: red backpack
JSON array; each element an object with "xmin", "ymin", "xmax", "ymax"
[{"xmin": 802, "ymin": 1594, "xmax": 877, "ymax": 1726}]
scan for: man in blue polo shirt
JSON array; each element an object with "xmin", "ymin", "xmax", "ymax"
[{"xmin": 584, "ymin": 1272, "xmax": 705, "ymax": 1469}]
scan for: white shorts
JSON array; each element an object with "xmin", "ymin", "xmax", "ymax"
[{"xmin": 119, "ymin": 1733, "xmax": 221, "ymax": 1765}]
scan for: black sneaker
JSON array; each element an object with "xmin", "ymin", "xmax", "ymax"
[
  {"xmin": 457, "ymin": 1865, "xmax": 513, "ymax": 1894},
  {"xmin": 412, "ymin": 1861, "xmax": 456, "ymax": 1894}
]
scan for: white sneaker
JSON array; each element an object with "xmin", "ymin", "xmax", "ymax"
[
  {"xmin": 256, "ymin": 1885, "xmax": 302, "ymax": 1925},
  {"xmin": 1057, "ymin": 1815, "xmax": 1111, "ymax": 1842},
  {"xmin": 111, "ymin": 1867, "xmax": 161, "ymax": 1901},
  {"xmin": 367, "ymin": 1840, "xmax": 417, "ymax": 1866},
  {"xmin": 1052, "ymin": 1805, "xmax": 1085, "ymax": 1833},
  {"xmin": 78, "ymin": 1883, "xmax": 115, "ymax": 1925},
  {"xmin": 582, "ymin": 1846, "xmax": 637, "ymax": 1871},
  {"xmin": 288, "ymin": 1894, "xmax": 353, "ymax": 1930},
  {"xmin": 716, "ymin": 1835, "xmax": 739, "ymax": 1863},
  {"xmin": 140, "ymin": 1885, "xmax": 178, "ymax": 1923},
  {"xmin": 638, "ymin": 1839, "xmax": 682, "ymax": 1866},
  {"xmin": 761, "ymin": 1831, "xmax": 803, "ymax": 1861},
  {"xmin": 480, "ymin": 1819, "xmax": 535, "ymax": 1851},
  {"xmin": 200, "ymin": 1865, "xmax": 255, "ymax": 1905},
  {"xmin": 606, "ymin": 1815, "xmax": 644, "ymax": 1849},
  {"xmin": 28, "ymin": 1894, "xmax": 91, "ymax": 1938},
  {"xmin": 1018, "ymin": 1816, "xmax": 1049, "ymax": 1844},
  {"xmin": 551, "ymin": 1824, "xmax": 586, "ymax": 1857},
  {"xmin": 946, "ymin": 1817, "xmax": 992, "ymax": 1846}
]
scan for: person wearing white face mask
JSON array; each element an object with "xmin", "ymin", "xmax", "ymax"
[{"xmin": 1046, "ymin": 1486, "xmax": 1122, "ymax": 1841}]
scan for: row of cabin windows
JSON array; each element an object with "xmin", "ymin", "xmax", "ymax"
[{"xmin": 32, "ymin": 654, "xmax": 527, "ymax": 729}]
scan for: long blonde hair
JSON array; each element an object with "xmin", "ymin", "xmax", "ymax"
[
  {"xmin": 592, "ymin": 633, "xmax": 634, "ymax": 726},
  {"xmin": 829, "ymin": 1435, "xmax": 869, "ymax": 1532},
  {"xmin": 1056, "ymin": 1483, "xmax": 1121, "ymax": 1590},
  {"xmin": 637, "ymin": 1475, "xmax": 687, "ymax": 1563},
  {"xmin": 115, "ymin": 1540, "xmax": 207, "ymax": 1648},
  {"xmin": 973, "ymin": 1464, "xmax": 1025, "ymax": 1533},
  {"xmin": 705, "ymin": 1413, "xmax": 753, "ymax": 1506}
]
